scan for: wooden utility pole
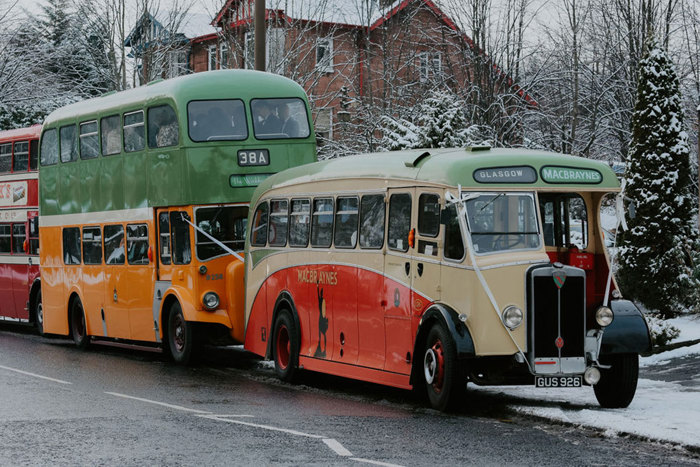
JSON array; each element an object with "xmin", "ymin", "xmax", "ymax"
[{"xmin": 254, "ymin": 0, "xmax": 266, "ymax": 71}]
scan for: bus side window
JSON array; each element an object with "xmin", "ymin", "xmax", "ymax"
[
  {"xmin": 388, "ymin": 193, "xmax": 411, "ymax": 252},
  {"xmin": 289, "ymin": 199, "xmax": 310, "ymax": 247},
  {"xmin": 13, "ymin": 141, "xmax": 29, "ymax": 172},
  {"xmin": 12, "ymin": 224, "xmax": 25, "ymax": 254},
  {"xmin": 127, "ymin": 224, "xmax": 149, "ymax": 264},
  {"xmin": 30, "ymin": 140, "xmax": 38, "ymax": 170},
  {"xmin": 148, "ymin": 105, "xmax": 179, "ymax": 148},
  {"xmin": 251, "ymin": 202, "xmax": 269, "ymax": 246},
  {"xmin": 82, "ymin": 226, "xmax": 103, "ymax": 264},
  {"xmin": 418, "ymin": 193, "xmax": 440, "ymax": 237},
  {"xmin": 62, "ymin": 227, "xmax": 81, "ymax": 265},
  {"xmin": 40, "ymin": 129, "xmax": 59, "ymax": 166},
  {"xmin": 158, "ymin": 213, "xmax": 171, "ymax": 264},
  {"xmin": 102, "ymin": 115, "xmax": 122, "ymax": 156},
  {"xmin": 269, "ymin": 200, "xmax": 289, "ymax": 247},
  {"xmin": 60, "ymin": 124, "xmax": 78, "ymax": 163},
  {"xmin": 0, "ymin": 143, "xmax": 11, "ymax": 172},
  {"xmin": 0, "ymin": 224, "xmax": 10, "ymax": 252},
  {"xmin": 29, "ymin": 216, "xmax": 39, "ymax": 254},
  {"xmin": 334, "ymin": 196, "xmax": 359, "ymax": 248},
  {"xmin": 443, "ymin": 204, "xmax": 465, "ymax": 261},
  {"xmin": 104, "ymin": 225, "xmax": 125, "ymax": 265},
  {"xmin": 79, "ymin": 121, "xmax": 99, "ymax": 160},
  {"xmin": 170, "ymin": 212, "xmax": 191, "ymax": 264},
  {"xmin": 124, "ymin": 111, "xmax": 145, "ymax": 152},
  {"xmin": 311, "ymin": 198, "xmax": 333, "ymax": 248},
  {"xmin": 359, "ymin": 194, "xmax": 385, "ymax": 249}
]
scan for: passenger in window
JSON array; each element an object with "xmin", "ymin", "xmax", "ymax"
[
  {"xmin": 279, "ymin": 104, "xmax": 299, "ymax": 137},
  {"xmin": 155, "ymin": 112, "xmax": 179, "ymax": 147},
  {"xmin": 255, "ymin": 101, "xmax": 281, "ymax": 135}
]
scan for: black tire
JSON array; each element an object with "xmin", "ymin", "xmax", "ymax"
[
  {"xmin": 168, "ymin": 302, "xmax": 194, "ymax": 364},
  {"xmin": 70, "ymin": 298, "xmax": 89, "ymax": 349},
  {"xmin": 33, "ymin": 290, "xmax": 44, "ymax": 336},
  {"xmin": 594, "ymin": 353, "xmax": 639, "ymax": 408},
  {"xmin": 422, "ymin": 323, "xmax": 464, "ymax": 411},
  {"xmin": 273, "ymin": 310, "xmax": 299, "ymax": 382}
]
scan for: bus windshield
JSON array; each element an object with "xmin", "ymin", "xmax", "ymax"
[
  {"xmin": 251, "ymin": 98, "xmax": 310, "ymax": 139},
  {"xmin": 188, "ymin": 100, "xmax": 248, "ymax": 142},
  {"xmin": 195, "ymin": 205, "xmax": 248, "ymax": 261},
  {"xmin": 464, "ymin": 193, "xmax": 540, "ymax": 254}
]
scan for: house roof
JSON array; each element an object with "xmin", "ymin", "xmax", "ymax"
[{"xmin": 125, "ymin": 10, "xmax": 218, "ymax": 46}]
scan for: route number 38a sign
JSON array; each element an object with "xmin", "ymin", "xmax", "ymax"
[{"xmin": 238, "ymin": 149, "xmax": 270, "ymax": 166}]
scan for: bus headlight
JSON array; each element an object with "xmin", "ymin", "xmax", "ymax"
[
  {"xmin": 595, "ymin": 306, "xmax": 614, "ymax": 327},
  {"xmin": 502, "ymin": 306, "xmax": 523, "ymax": 330},
  {"xmin": 203, "ymin": 292, "xmax": 220, "ymax": 310}
]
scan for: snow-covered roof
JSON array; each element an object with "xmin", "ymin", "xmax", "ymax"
[{"xmin": 125, "ymin": 10, "xmax": 218, "ymax": 46}]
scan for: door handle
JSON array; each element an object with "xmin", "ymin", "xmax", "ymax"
[
  {"xmin": 417, "ymin": 263, "xmax": 424, "ymax": 277},
  {"xmin": 405, "ymin": 262, "xmax": 410, "ymax": 276}
]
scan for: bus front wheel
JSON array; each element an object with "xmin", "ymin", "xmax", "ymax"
[
  {"xmin": 422, "ymin": 323, "xmax": 463, "ymax": 411},
  {"xmin": 168, "ymin": 302, "xmax": 194, "ymax": 364},
  {"xmin": 70, "ymin": 298, "xmax": 89, "ymax": 349},
  {"xmin": 273, "ymin": 310, "xmax": 299, "ymax": 382},
  {"xmin": 593, "ymin": 353, "xmax": 639, "ymax": 408}
]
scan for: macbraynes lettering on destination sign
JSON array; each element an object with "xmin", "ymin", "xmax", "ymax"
[
  {"xmin": 540, "ymin": 166, "xmax": 602, "ymax": 184},
  {"xmin": 297, "ymin": 269, "xmax": 338, "ymax": 286}
]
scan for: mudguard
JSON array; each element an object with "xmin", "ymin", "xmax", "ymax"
[
  {"xmin": 266, "ymin": 291, "xmax": 302, "ymax": 359},
  {"xmin": 600, "ymin": 299, "xmax": 651, "ymax": 354},
  {"xmin": 417, "ymin": 304, "xmax": 475, "ymax": 358}
]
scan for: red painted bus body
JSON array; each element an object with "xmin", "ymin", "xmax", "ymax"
[{"xmin": 0, "ymin": 125, "xmax": 41, "ymax": 326}]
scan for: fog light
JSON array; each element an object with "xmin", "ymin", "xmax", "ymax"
[
  {"xmin": 584, "ymin": 366, "xmax": 601, "ymax": 385},
  {"xmin": 502, "ymin": 306, "xmax": 523, "ymax": 330},
  {"xmin": 203, "ymin": 292, "xmax": 220, "ymax": 310},
  {"xmin": 595, "ymin": 306, "xmax": 614, "ymax": 327}
]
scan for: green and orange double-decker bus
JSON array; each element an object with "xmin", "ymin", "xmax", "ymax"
[{"xmin": 39, "ymin": 70, "xmax": 316, "ymax": 362}]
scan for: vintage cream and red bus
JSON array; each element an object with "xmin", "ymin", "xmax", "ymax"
[
  {"xmin": 0, "ymin": 125, "xmax": 41, "ymax": 331},
  {"xmin": 39, "ymin": 70, "xmax": 315, "ymax": 362},
  {"xmin": 244, "ymin": 147, "xmax": 650, "ymax": 411}
]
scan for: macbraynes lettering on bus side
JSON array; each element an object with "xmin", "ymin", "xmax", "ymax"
[{"xmin": 243, "ymin": 147, "xmax": 651, "ymax": 411}]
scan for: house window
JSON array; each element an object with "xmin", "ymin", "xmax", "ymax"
[
  {"xmin": 168, "ymin": 50, "xmax": 188, "ymax": 78},
  {"xmin": 208, "ymin": 45, "xmax": 217, "ymax": 70},
  {"xmin": 419, "ymin": 51, "xmax": 442, "ymax": 83},
  {"xmin": 315, "ymin": 108, "xmax": 332, "ymax": 146},
  {"xmin": 316, "ymin": 37, "xmax": 333, "ymax": 73},
  {"xmin": 244, "ymin": 31, "xmax": 254, "ymax": 69},
  {"xmin": 220, "ymin": 43, "xmax": 229, "ymax": 69}
]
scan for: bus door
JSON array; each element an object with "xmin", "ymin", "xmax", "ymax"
[
  {"xmin": 383, "ymin": 189, "xmax": 414, "ymax": 374},
  {"xmin": 102, "ymin": 224, "xmax": 131, "ymax": 339},
  {"xmin": 410, "ymin": 191, "xmax": 442, "ymax": 318},
  {"xmin": 126, "ymin": 223, "xmax": 157, "ymax": 342},
  {"xmin": 155, "ymin": 208, "xmax": 193, "ymax": 325}
]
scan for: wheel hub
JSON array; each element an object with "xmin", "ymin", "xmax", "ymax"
[
  {"xmin": 424, "ymin": 340, "xmax": 445, "ymax": 391},
  {"xmin": 276, "ymin": 325, "xmax": 290, "ymax": 370}
]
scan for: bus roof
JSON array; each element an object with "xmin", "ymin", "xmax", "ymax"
[
  {"xmin": 253, "ymin": 147, "xmax": 621, "ymax": 200},
  {"xmin": 0, "ymin": 125, "xmax": 41, "ymax": 141},
  {"xmin": 43, "ymin": 70, "xmax": 309, "ymax": 126}
]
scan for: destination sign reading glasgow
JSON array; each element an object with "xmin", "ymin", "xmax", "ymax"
[
  {"xmin": 540, "ymin": 166, "xmax": 602, "ymax": 184},
  {"xmin": 473, "ymin": 166, "xmax": 537, "ymax": 183}
]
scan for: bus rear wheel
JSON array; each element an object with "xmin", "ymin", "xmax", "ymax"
[
  {"xmin": 273, "ymin": 310, "xmax": 299, "ymax": 382},
  {"xmin": 70, "ymin": 298, "xmax": 89, "ymax": 349},
  {"xmin": 168, "ymin": 302, "xmax": 194, "ymax": 365},
  {"xmin": 594, "ymin": 353, "xmax": 639, "ymax": 408},
  {"xmin": 422, "ymin": 323, "xmax": 463, "ymax": 412},
  {"xmin": 33, "ymin": 290, "xmax": 44, "ymax": 336}
]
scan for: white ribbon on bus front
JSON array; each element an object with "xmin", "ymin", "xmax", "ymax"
[
  {"xmin": 446, "ymin": 189, "xmax": 534, "ymax": 374},
  {"xmin": 603, "ymin": 179, "xmax": 627, "ymax": 307},
  {"xmin": 181, "ymin": 214, "xmax": 245, "ymax": 263}
]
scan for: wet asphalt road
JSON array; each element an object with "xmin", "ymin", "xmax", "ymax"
[{"xmin": 1, "ymin": 324, "xmax": 699, "ymax": 466}]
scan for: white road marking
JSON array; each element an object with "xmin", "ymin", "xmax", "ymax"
[
  {"xmin": 351, "ymin": 458, "xmax": 405, "ymax": 467},
  {"xmin": 196, "ymin": 414, "xmax": 324, "ymax": 438},
  {"xmin": 105, "ymin": 392, "xmax": 212, "ymax": 414},
  {"xmin": 0, "ymin": 364, "xmax": 72, "ymax": 385},
  {"xmin": 207, "ymin": 414, "xmax": 255, "ymax": 418},
  {"xmin": 323, "ymin": 438, "xmax": 353, "ymax": 456}
]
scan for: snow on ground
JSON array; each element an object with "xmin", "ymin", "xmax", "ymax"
[{"xmin": 477, "ymin": 314, "xmax": 700, "ymax": 449}]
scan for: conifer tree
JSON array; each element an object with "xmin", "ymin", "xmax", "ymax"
[{"xmin": 617, "ymin": 36, "xmax": 699, "ymax": 318}]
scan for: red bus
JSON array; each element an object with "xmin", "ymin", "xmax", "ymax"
[{"xmin": 0, "ymin": 125, "xmax": 42, "ymax": 332}]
